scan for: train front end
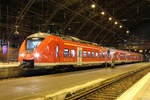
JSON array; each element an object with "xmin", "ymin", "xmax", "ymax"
[{"xmin": 18, "ymin": 33, "xmax": 50, "ymax": 68}]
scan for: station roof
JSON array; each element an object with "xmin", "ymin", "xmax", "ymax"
[{"xmin": 0, "ymin": 0, "xmax": 150, "ymax": 49}]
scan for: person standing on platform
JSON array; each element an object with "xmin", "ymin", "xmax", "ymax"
[{"xmin": 111, "ymin": 55, "xmax": 115, "ymax": 68}]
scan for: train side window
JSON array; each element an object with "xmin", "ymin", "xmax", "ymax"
[
  {"xmin": 99, "ymin": 52, "xmax": 101, "ymax": 58},
  {"xmin": 83, "ymin": 51, "xmax": 87, "ymax": 58},
  {"xmin": 96, "ymin": 52, "xmax": 98, "ymax": 58},
  {"xmin": 56, "ymin": 45, "xmax": 59, "ymax": 58},
  {"xmin": 103, "ymin": 52, "xmax": 105, "ymax": 58},
  {"xmin": 64, "ymin": 48, "xmax": 69, "ymax": 57},
  {"xmin": 92, "ymin": 52, "xmax": 95, "ymax": 58},
  {"xmin": 71, "ymin": 49, "xmax": 75, "ymax": 58},
  {"xmin": 88, "ymin": 51, "xmax": 91, "ymax": 58},
  {"xmin": 99, "ymin": 52, "xmax": 102, "ymax": 58}
]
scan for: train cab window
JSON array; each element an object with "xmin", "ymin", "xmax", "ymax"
[
  {"xmin": 26, "ymin": 38, "xmax": 43, "ymax": 50},
  {"xmin": 71, "ymin": 49, "xmax": 75, "ymax": 58},
  {"xmin": 92, "ymin": 52, "xmax": 95, "ymax": 58},
  {"xmin": 56, "ymin": 45, "xmax": 59, "ymax": 58},
  {"xmin": 96, "ymin": 52, "xmax": 98, "ymax": 58},
  {"xmin": 83, "ymin": 51, "xmax": 87, "ymax": 58},
  {"xmin": 88, "ymin": 51, "xmax": 91, "ymax": 58},
  {"xmin": 64, "ymin": 48, "xmax": 69, "ymax": 57}
]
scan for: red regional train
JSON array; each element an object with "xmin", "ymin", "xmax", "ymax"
[{"xmin": 18, "ymin": 32, "xmax": 143, "ymax": 68}]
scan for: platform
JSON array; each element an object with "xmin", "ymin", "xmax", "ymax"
[
  {"xmin": 0, "ymin": 63, "xmax": 149, "ymax": 100},
  {"xmin": 0, "ymin": 47, "xmax": 18, "ymax": 62},
  {"xmin": 0, "ymin": 62, "xmax": 19, "ymax": 68},
  {"xmin": 117, "ymin": 72, "xmax": 150, "ymax": 100},
  {"xmin": 0, "ymin": 62, "xmax": 21, "ymax": 79}
]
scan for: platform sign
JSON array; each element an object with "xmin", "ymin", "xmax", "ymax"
[{"xmin": 3, "ymin": 45, "xmax": 7, "ymax": 54}]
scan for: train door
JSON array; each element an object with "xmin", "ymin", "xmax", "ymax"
[
  {"xmin": 77, "ymin": 47, "xmax": 82, "ymax": 65},
  {"xmin": 55, "ymin": 44, "xmax": 60, "ymax": 62},
  {"xmin": 107, "ymin": 50, "xmax": 110, "ymax": 63},
  {"xmin": 118, "ymin": 53, "xmax": 120, "ymax": 62},
  {"xmin": 125, "ymin": 54, "xmax": 128, "ymax": 62}
]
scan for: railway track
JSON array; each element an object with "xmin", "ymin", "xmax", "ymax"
[{"xmin": 65, "ymin": 65, "xmax": 150, "ymax": 100}]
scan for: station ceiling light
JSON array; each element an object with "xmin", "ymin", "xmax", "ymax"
[
  {"xmin": 119, "ymin": 25, "xmax": 123, "ymax": 28},
  {"xmin": 139, "ymin": 50, "xmax": 143, "ymax": 53},
  {"xmin": 91, "ymin": 4, "xmax": 96, "ymax": 8},
  {"xmin": 109, "ymin": 17, "xmax": 112, "ymax": 21},
  {"xmin": 126, "ymin": 30, "xmax": 130, "ymax": 34},
  {"xmin": 14, "ymin": 31, "xmax": 19, "ymax": 35},
  {"xmin": 101, "ymin": 11, "xmax": 105, "ymax": 15},
  {"xmin": 114, "ymin": 21, "xmax": 118, "ymax": 25}
]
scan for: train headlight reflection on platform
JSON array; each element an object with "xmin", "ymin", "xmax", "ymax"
[
  {"xmin": 34, "ymin": 52, "xmax": 39, "ymax": 58},
  {"xmin": 20, "ymin": 53, "xmax": 24, "ymax": 57}
]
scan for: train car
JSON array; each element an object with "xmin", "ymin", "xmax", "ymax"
[{"xmin": 18, "ymin": 32, "xmax": 143, "ymax": 69}]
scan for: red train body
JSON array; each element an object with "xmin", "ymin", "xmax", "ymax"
[{"xmin": 18, "ymin": 32, "xmax": 143, "ymax": 68}]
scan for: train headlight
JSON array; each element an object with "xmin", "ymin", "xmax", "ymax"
[
  {"xmin": 20, "ymin": 53, "xmax": 24, "ymax": 57},
  {"xmin": 34, "ymin": 52, "xmax": 39, "ymax": 58}
]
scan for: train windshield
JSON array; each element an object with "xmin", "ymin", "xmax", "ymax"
[{"xmin": 26, "ymin": 38, "xmax": 43, "ymax": 50}]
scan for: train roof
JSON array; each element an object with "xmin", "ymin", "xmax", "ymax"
[
  {"xmin": 27, "ymin": 32, "xmax": 51, "ymax": 39},
  {"xmin": 27, "ymin": 32, "xmax": 142, "ymax": 56},
  {"xmin": 48, "ymin": 33, "xmax": 100, "ymax": 46},
  {"xmin": 61, "ymin": 36, "xmax": 99, "ymax": 46},
  {"xmin": 27, "ymin": 32, "xmax": 97, "ymax": 46}
]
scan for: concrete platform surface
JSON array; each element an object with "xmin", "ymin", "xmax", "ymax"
[
  {"xmin": 0, "ymin": 63, "xmax": 149, "ymax": 100},
  {"xmin": 117, "ymin": 72, "xmax": 150, "ymax": 100},
  {"xmin": 0, "ymin": 62, "xmax": 19, "ymax": 68}
]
